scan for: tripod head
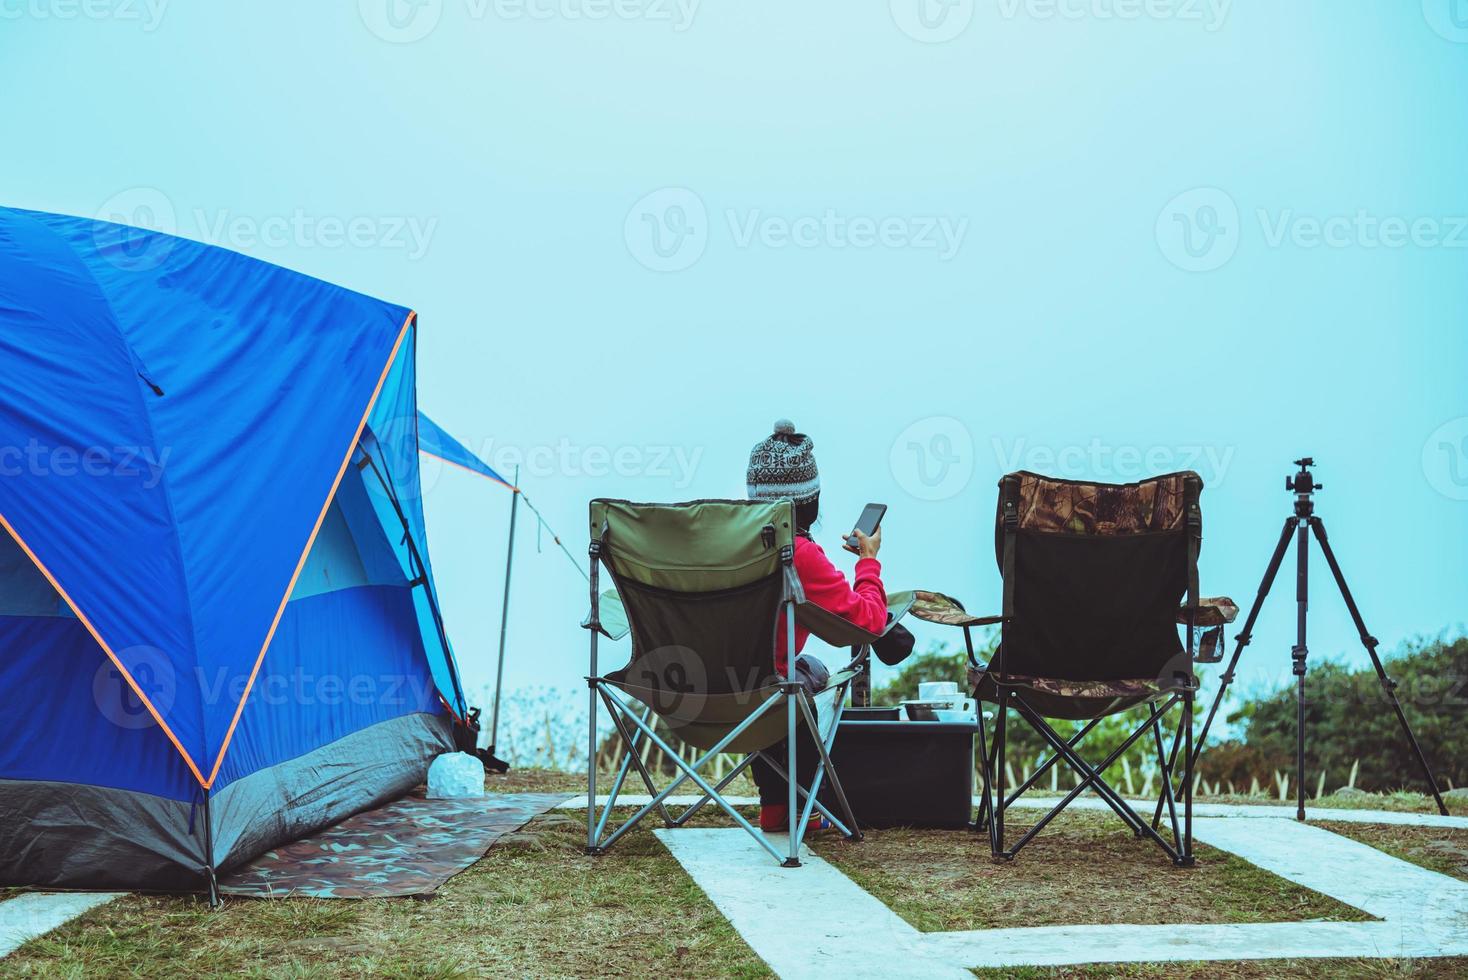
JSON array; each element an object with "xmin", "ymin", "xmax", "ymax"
[{"xmin": 1285, "ymin": 457, "xmax": 1322, "ymax": 517}]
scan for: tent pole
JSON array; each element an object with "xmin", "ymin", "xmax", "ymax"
[
  {"xmin": 201, "ymin": 789, "xmax": 220, "ymax": 909},
  {"xmin": 488, "ymin": 465, "xmax": 520, "ymax": 752}
]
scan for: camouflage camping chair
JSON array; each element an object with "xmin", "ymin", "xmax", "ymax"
[
  {"xmin": 922, "ymin": 472, "xmax": 1237, "ymax": 865},
  {"xmin": 582, "ymin": 498, "xmax": 915, "ymax": 866}
]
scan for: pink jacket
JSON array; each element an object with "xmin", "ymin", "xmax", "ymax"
[{"xmin": 774, "ymin": 536, "xmax": 888, "ymax": 673}]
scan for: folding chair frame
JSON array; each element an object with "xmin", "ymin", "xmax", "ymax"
[
  {"xmin": 961, "ymin": 472, "xmax": 1206, "ymax": 867},
  {"xmin": 969, "ymin": 660, "xmax": 1197, "ymax": 867},
  {"xmin": 584, "ymin": 533, "xmax": 864, "ymax": 868}
]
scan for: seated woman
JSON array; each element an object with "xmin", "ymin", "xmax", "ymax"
[{"xmin": 745, "ymin": 419, "xmax": 888, "ymax": 832}]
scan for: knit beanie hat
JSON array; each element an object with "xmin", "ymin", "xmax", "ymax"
[{"xmin": 746, "ymin": 419, "xmax": 820, "ymax": 504}]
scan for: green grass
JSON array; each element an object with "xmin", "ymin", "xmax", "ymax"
[
  {"xmin": 1, "ymin": 813, "xmax": 773, "ymax": 978},
  {"xmin": 1316, "ymin": 822, "xmax": 1468, "ymax": 883},
  {"xmin": 811, "ymin": 810, "xmax": 1368, "ymax": 933},
  {"xmin": 1221, "ymin": 791, "xmax": 1453, "ymax": 814},
  {"xmin": 2, "ymin": 773, "xmax": 1460, "ymax": 979},
  {"xmin": 1, "ymin": 770, "xmax": 771, "ymax": 979}
]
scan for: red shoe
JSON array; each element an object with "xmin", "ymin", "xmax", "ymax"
[{"xmin": 758, "ymin": 804, "xmax": 829, "ymax": 833}]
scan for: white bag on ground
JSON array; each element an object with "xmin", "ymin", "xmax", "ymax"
[{"xmin": 427, "ymin": 752, "xmax": 485, "ymax": 799}]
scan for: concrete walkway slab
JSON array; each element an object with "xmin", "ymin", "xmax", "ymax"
[
  {"xmin": 654, "ymin": 828, "xmax": 972, "ymax": 980},
  {"xmin": 0, "ymin": 892, "xmax": 121, "ymax": 958},
  {"xmin": 656, "ymin": 816, "xmax": 1468, "ymax": 976},
  {"xmin": 1005, "ymin": 795, "xmax": 1468, "ymax": 830},
  {"xmin": 563, "ymin": 793, "xmax": 1466, "ymax": 830}
]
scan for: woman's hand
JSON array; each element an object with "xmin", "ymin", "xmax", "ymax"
[{"xmin": 844, "ymin": 526, "xmax": 881, "ymax": 560}]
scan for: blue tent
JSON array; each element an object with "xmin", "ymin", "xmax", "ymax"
[
  {"xmin": 0, "ymin": 206, "xmax": 467, "ymax": 892},
  {"xmin": 418, "ymin": 411, "xmax": 514, "ymax": 487}
]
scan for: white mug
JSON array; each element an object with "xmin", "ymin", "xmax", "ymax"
[
  {"xmin": 935, "ymin": 704, "xmax": 976, "ymax": 722},
  {"xmin": 918, "ymin": 680, "xmax": 960, "ymax": 701}
]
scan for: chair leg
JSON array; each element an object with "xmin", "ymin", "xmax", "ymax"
[
  {"xmin": 796, "ymin": 691, "xmax": 861, "ymax": 841},
  {"xmin": 1148, "ymin": 703, "xmax": 1182, "ymax": 849},
  {"xmin": 973, "ymin": 699, "xmax": 1005, "ymax": 858},
  {"xmin": 1002, "ymin": 697, "xmax": 1183, "ymax": 862},
  {"xmin": 1181, "ymin": 687, "xmax": 1196, "ymax": 867},
  {"xmin": 594, "ymin": 685, "xmax": 787, "ymax": 863},
  {"xmin": 1014, "ymin": 703, "xmax": 1151, "ymax": 839},
  {"xmin": 972, "ymin": 697, "xmax": 992, "ymax": 835},
  {"xmin": 1152, "ymin": 713, "xmax": 1186, "ymax": 832},
  {"xmin": 598, "ymin": 692, "xmax": 675, "ymax": 827},
  {"xmin": 784, "ymin": 691, "xmax": 801, "ymax": 867},
  {"xmin": 672, "ymin": 752, "xmax": 758, "ymax": 826},
  {"xmin": 993, "ymin": 687, "xmax": 1010, "ymax": 861},
  {"xmin": 1003, "ymin": 716, "xmax": 1103, "ymax": 812},
  {"xmin": 756, "ymin": 750, "xmax": 855, "ymax": 836}
]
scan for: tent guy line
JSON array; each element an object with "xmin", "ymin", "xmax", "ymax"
[{"xmin": 417, "ymin": 415, "xmax": 590, "ymax": 583}]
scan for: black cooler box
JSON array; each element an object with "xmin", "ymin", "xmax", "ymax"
[{"xmin": 818, "ymin": 706, "xmax": 977, "ymax": 829}]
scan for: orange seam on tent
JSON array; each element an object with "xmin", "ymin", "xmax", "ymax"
[
  {"xmin": 0, "ymin": 510, "xmax": 210, "ymax": 787},
  {"xmin": 418, "ymin": 449, "xmax": 518, "ymax": 490},
  {"xmin": 203, "ymin": 311, "xmax": 416, "ymax": 788}
]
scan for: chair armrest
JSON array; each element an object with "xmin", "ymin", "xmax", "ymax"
[
  {"xmin": 581, "ymin": 589, "xmax": 630, "ymax": 641},
  {"xmin": 908, "ymin": 590, "xmax": 1004, "ymax": 628},
  {"xmin": 1177, "ymin": 596, "xmax": 1239, "ymax": 627},
  {"xmin": 796, "ymin": 590, "xmax": 918, "ymax": 650}
]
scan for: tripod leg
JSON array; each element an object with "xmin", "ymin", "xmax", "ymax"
[
  {"xmin": 1310, "ymin": 518, "xmax": 1451, "ymax": 816},
  {"xmin": 1191, "ymin": 517, "xmax": 1297, "ymax": 772},
  {"xmin": 1294, "ymin": 519, "xmax": 1309, "ymax": 822}
]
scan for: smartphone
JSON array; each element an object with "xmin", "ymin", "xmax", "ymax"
[{"xmin": 845, "ymin": 503, "xmax": 887, "ymax": 552}]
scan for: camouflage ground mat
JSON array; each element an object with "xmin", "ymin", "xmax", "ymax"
[{"xmin": 219, "ymin": 790, "xmax": 572, "ymax": 899}]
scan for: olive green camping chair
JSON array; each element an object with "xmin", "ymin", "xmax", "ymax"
[{"xmin": 581, "ymin": 498, "xmax": 915, "ymax": 866}]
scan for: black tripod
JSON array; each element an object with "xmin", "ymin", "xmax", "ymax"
[{"xmin": 1192, "ymin": 458, "xmax": 1449, "ymax": 820}]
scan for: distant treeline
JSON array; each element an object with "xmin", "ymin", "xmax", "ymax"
[{"xmin": 876, "ymin": 633, "xmax": 1467, "ymax": 795}]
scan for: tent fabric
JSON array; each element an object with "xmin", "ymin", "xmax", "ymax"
[
  {"xmin": 417, "ymin": 410, "xmax": 514, "ymax": 487},
  {"xmin": 0, "ymin": 206, "xmax": 465, "ymax": 890}
]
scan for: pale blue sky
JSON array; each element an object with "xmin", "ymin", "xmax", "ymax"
[{"xmin": 3, "ymin": 1, "xmax": 1464, "ymax": 714}]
